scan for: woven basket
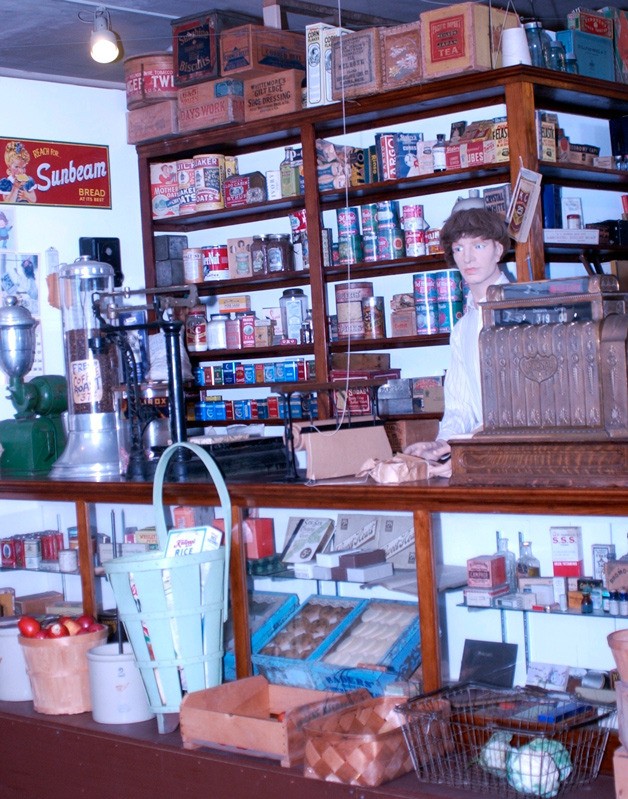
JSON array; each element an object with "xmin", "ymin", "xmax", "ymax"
[{"xmin": 303, "ymin": 696, "xmax": 413, "ymax": 787}]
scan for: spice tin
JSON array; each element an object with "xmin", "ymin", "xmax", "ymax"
[
  {"xmin": 202, "ymin": 245, "xmax": 229, "ymax": 280},
  {"xmin": 377, "ymin": 227, "xmax": 405, "ymax": 260},
  {"xmin": 426, "ymin": 228, "xmax": 443, "ymax": 254},
  {"xmin": 193, "ymin": 153, "xmax": 224, "ymax": 211},
  {"xmin": 335, "ymin": 281, "xmax": 373, "ymax": 338},
  {"xmin": 336, "ymin": 207, "xmax": 360, "ymax": 236},
  {"xmin": 415, "ymin": 301, "xmax": 438, "ymax": 335},
  {"xmin": 362, "ymin": 296, "xmax": 386, "ymax": 339},
  {"xmin": 183, "ymin": 248, "xmax": 204, "ymax": 283},
  {"xmin": 177, "ymin": 159, "xmax": 196, "ymax": 214},
  {"xmin": 24, "ymin": 537, "xmax": 41, "ymax": 570}
]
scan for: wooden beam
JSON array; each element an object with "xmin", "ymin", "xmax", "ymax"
[{"xmin": 262, "ymin": 0, "xmax": 405, "ymax": 29}]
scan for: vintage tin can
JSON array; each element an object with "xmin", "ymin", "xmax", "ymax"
[
  {"xmin": 437, "ymin": 300, "xmax": 464, "ymax": 332},
  {"xmin": 376, "ymin": 200, "xmax": 400, "ymax": 229},
  {"xmin": 426, "ymin": 228, "xmax": 443, "ymax": 254},
  {"xmin": 335, "ymin": 281, "xmax": 373, "ymax": 338},
  {"xmin": 183, "ymin": 248, "xmax": 204, "ymax": 283},
  {"xmin": 338, "ymin": 234, "xmax": 364, "ymax": 265},
  {"xmin": 413, "ymin": 272, "xmax": 438, "ymax": 302},
  {"xmin": 177, "ymin": 159, "xmax": 196, "ymax": 214},
  {"xmin": 415, "ymin": 301, "xmax": 438, "ymax": 335},
  {"xmin": 124, "ymin": 53, "xmax": 176, "ymax": 110},
  {"xmin": 336, "ymin": 206, "xmax": 360, "ymax": 236},
  {"xmin": 193, "ymin": 153, "xmax": 224, "ymax": 211},
  {"xmin": 149, "ymin": 162, "xmax": 179, "ymax": 218},
  {"xmin": 1, "ymin": 537, "xmax": 16, "ymax": 568},
  {"xmin": 362, "ymin": 233, "xmax": 379, "ymax": 262},
  {"xmin": 402, "ymin": 203, "xmax": 425, "ymax": 226},
  {"xmin": 186, "ymin": 306, "xmax": 208, "ymax": 352},
  {"xmin": 377, "ymin": 227, "xmax": 405, "ymax": 260},
  {"xmin": 361, "ymin": 203, "xmax": 378, "ymax": 235},
  {"xmin": 58, "ymin": 549, "xmax": 78, "ymax": 573},
  {"xmin": 24, "ymin": 536, "xmax": 42, "ymax": 570},
  {"xmin": 435, "ymin": 270, "xmax": 464, "ymax": 302},
  {"xmin": 405, "ymin": 229, "xmax": 427, "ymax": 257},
  {"xmin": 362, "ymin": 296, "xmax": 386, "ymax": 339},
  {"xmin": 202, "ymin": 245, "xmax": 229, "ymax": 280}
]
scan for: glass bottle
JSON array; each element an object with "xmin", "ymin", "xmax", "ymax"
[
  {"xmin": 207, "ymin": 313, "xmax": 228, "ymax": 350},
  {"xmin": 610, "ymin": 590, "xmax": 620, "ymax": 615},
  {"xmin": 548, "ymin": 40, "xmax": 567, "ymax": 72},
  {"xmin": 496, "ymin": 536, "xmax": 517, "ymax": 592},
  {"xmin": 516, "ymin": 540, "xmax": 541, "ymax": 578},
  {"xmin": 185, "ymin": 306, "xmax": 208, "ymax": 353},
  {"xmin": 581, "ymin": 589, "xmax": 593, "ymax": 614},
  {"xmin": 433, "ymin": 134, "xmax": 447, "ymax": 172},
  {"xmin": 251, "ymin": 235, "xmax": 267, "ymax": 275},
  {"xmin": 523, "ymin": 20, "xmax": 551, "ymax": 68},
  {"xmin": 565, "ymin": 52, "xmax": 578, "ymax": 74},
  {"xmin": 279, "ymin": 288, "xmax": 308, "ymax": 341}
]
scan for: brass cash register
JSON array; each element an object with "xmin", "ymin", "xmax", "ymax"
[{"xmin": 450, "ymin": 275, "xmax": 628, "ymax": 486}]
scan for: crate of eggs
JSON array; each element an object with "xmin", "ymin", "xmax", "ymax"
[
  {"xmin": 313, "ymin": 599, "xmax": 422, "ymax": 695},
  {"xmin": 251, "ymin": 595, "xmax": 366, "ymax": 690}
]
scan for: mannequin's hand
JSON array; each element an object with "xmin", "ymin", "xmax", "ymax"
[{"xmin": 403, "ymin": 439, "xmax": 451, "ymax": 462}]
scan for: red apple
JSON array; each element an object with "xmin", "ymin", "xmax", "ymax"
[
  {"xmin": 75, "ymin": 614, "xmax": 96, "ymax": 630},
  {"xmin": 17, "ymin": 615, "xmax": 41, "ymax": 638},
  {"xmin": 46, "ymin": 622, "xmax": 70, "ymax": 638},
  {"xmin": 86, "ymin": 622, "xmax": 106, "ymax": 634},
  {"xmin": 34, "ymin": 629, "xmax": 49, "ymax": 639}
]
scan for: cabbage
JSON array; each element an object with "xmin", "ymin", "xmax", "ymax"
[
  {"xmin": 526, "ymin": 738, "xmax": 572, "ymax": 782},
  {"xmin": 506, "ymin": 744, "xmax": 561, "ymax": 798},
  {"xmin": 479, "ymin": 731, "xmax": 514, "ymax": 777}
]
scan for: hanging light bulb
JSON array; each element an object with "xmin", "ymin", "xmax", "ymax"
[{"xmin": 90, "ymin": 6, "xmax": 119, "ymax": 64}]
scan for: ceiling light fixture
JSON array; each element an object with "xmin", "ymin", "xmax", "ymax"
[{"xmin": 90, "ymin": 6, "xmax": 119, "ymax": 64}]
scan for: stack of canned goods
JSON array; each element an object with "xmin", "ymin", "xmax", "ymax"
[{"xmin": 413, "ymin": 270, "xmax": 465, "ymax": 334}]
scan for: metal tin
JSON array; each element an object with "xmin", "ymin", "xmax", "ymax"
[
  {"xmin": 415, "ymin": 301, "xmax": 438, "ymax": 335},
  {"xmin": 360, "ymin": 203, "xmax": 378, "ymax": 235},
  {"xmin": 376, "ymin": 200, "xmax": 400, "ymax": 229},
  {"xmin": 436, "ymin": 300, "xmax": 464, "ymax": 332},
  {"xmin": 414, "ymin": 272, "xmax": 438, "ymax": 302},
  {"xmin": 149, "ymin": 162, "xmax": 179, "ymax": 219},
  {"xmin": 338, "ymin": 234, "xmax": 364, "ymax": 265},
  {"xmin": 24, "ymin": 537, "xmax": 41, "ymax": 570},
  {"xmin": 183, "ymin": 247, "xmax": 204, "ymax": 283},
  {"xmin": 176, "ymin": 159, "xmax": 196, "ymax": 214},
  {"xmin": 202, "ymin": 245, "xmax": 229, "ymax": 280},
  {"xmin": 194, "ymin": 153, "xmax": 224, "ymax": 211},
  {"xmin": 59, "ymin": 548, "xmax": 78, "ymax": 573},
  {"xmin": 426, "ymin": 228, "xmax": 443, "ymax": 254},
  {"xmin": 362, "ymin": 234, "xmax": 379, "ymax": 262},
  {"xmin": 336, "ymin": 206, "xmax": 360, "ymax": 236},
  {"xmin": 362, "ymin": 296, "xmax": 386, "ymax": 339},
  {"xmin": 335, "ymin": 281, "xmax": 373, "ymax": 338},
  {"xmin": 405, "ymin": 229, "xmax": 427, "ymax": 257},
  {"xmin": 124, "ymin": 52, "xmax": 175, "ymax": 110},
  {"xmin": 402, "ymin": 203, "xmax": 425, "ymax": 226},
  {"xmin": 435, "ymin": 270, "xmax": 463, "ymax": 302},
  {"xmin": 377, "ymin": 227, "xmax": 405, "ymax": 260}
]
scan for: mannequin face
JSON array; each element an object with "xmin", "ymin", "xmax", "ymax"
[{"xmin": 451, "ymin": 236, "xmax": 504, "ymax": 301}]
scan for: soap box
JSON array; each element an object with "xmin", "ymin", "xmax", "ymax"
[
  {"xmin": 466, "ymin": 554, "xmax": 506, "ymax": 588},
  {"xmin": 177, "ymin": 83, "xmax": 245, "ymax": 133},
  {"xmin": 550, "ymin": 526, "xmax": 584, "ymax": 577}
]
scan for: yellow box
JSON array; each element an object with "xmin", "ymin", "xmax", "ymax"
[{"xmin": 218, "ymin": 293, "xmax": 252, "ymax": 314}]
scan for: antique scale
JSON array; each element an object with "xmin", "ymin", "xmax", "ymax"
[{"xmin": 450, "ymin": 275, "xmax": 628, "ymax": 486}]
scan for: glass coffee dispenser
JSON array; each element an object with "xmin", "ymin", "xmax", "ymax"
[{"xmin": 50, "ymin": 256, "xmax": 121, "ymax": 479}]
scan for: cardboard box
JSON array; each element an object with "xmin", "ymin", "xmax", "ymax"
[
  {"xmin": 305, "ymin": 23, "xmax": 349, "ymax": 107},
  {"xmin": 491, "ymin": 118, "xmax": 509, "ymax": 162},
  {"xmin": 244, "ymin": 69, "xmax": 303, "ymax": 122},
  {"xmin": 242, "ymin": 517, "xmax": 275, "ymax": 560},
  {"xmin": 380, "ymin": 21, "xmax": 422, "ymax": 90},
  {"xmin": 567, "ymin": 8, "xmax": 614, "ymax": 38},
  {"xmin": 467, "ymin": 554, "xmax": 506, "ymax": 588},
  {"xmin": 550, "ymin": 526, "xmax": 584, "ymax": 577},
  {"xmin": 517, "ymin": 576, "xmax": 566, "ymax": 605},
  {"xmin": 606, "ymin": 556, "xmax": 628, "ymax": 592},
  {"xmin": 179, "ymin": 675, "xmax": 361, "ymax": 766},
  {"xmin": 420, "ymin": 2, "xmax": 519, "ymax": 80},
  {"xmin": 330, "ymin": 368, "xmax": 401, "ymax": 416},
  {"xmin": 171, "ymin": 10, "xmax": 261, "ymax": 86},
  {"xmin": 220, "ymin": 25, "xmax": 306, "ymax": 79},
  {"xmin": 14, "ymin": 591, "xmax": 64, "ymax": 616},
  {"xmin": 390, "ymin": 309, "xmax": 418, "ymax": 337},
  {"xmin": 445, "ymin": 138, "xmax": 496, "ymax": 169},
  {"xmin": 464, "ymin": 583, "xmax": 511, "ymax": 607},
  {"xmin": 127, "ymin": 100, "xmax": 178, "ymax": 144},
  {"xmin": 226, "ymin": 239, "xmax": 254, "ymax": 279},
  {"xmin": 331, "ymin": 28, "xmax": 383, "ymax": 100},
  {"xmin": 556, "ymin": 29, "xmax": 615, "ymax": 81},
  {"xmin": 177, "ymin": 85, "xmax": 245, "ymax": 133},
  {"xmin": 383, "ymin": 418, "xmax": 440, "ymax": 453}
]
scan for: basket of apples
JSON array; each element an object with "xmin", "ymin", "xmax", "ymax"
[{"xmin": 17, "ymin": 614, "xmax": 108, "ymax": 715}]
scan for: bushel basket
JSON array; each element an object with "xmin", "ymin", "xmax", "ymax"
[
  {"xmin": 104, "ymin": 442, "xmax": 231, "ymax": 733},
  {"xmin": 396, "ymin": 683, "xmax": 615, "ymax": 799}
]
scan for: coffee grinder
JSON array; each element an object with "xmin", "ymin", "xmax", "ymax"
[
  {"xmin": 0, "ymin": 296, "xmax": 67, "ymax": 474},
  {"xmin": 50, "ymin": 256, "xmax": 121, "ymax": 480}
]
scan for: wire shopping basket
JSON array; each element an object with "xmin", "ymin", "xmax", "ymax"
[
  {"xmin": 104, "ymin": 442, "xmax": 232, "ymax": 733},
  {"xmin": 396, "ymin": 683, "xmax": 616, "ymax": 799}
]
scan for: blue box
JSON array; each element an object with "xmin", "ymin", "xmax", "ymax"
[
  {"xmin": 263, "ymin": 363, "xmax": 276, "ymax": 382},
  {"xmin": 243, "ymin": 363, "xmax": 256, "ymax": 383},
  {"xmin": 223, "ymin": 591, "xmax": 299, "ymax": 681},
  {"xmin": 251, "ymin": 595, "xmax": 366, "ymax": 690},
  {"xmin": 556, "ymin": 29, "xmax": 615, "ymax": 81}
]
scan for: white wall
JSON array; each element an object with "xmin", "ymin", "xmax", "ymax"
[{"xmin": 0, "ymin": 76, "xmax": 144, "ymax": 418}]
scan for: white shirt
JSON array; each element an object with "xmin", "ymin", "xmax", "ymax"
[{"xmin": 437, "ymin": 272, "xmax": 510, "ymax": 442}]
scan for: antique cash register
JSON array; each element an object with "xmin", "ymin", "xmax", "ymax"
[{"xmin": 450, "ymin": 275, "xmax": 628, "ymax": 486}]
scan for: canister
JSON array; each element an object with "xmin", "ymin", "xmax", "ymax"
[
  {"xmin": 208, "ymin": 314, "xmax": 228, "ymax": 350},
  {"xmin": 185, "ymin": 306, "xmax": 207, "ymax": 352},
  {"xmin": 360, "ymin": 203, "xmax": 378, "ymax": 235},
  {"xmin": 149, "ymin": 162, "xmax": 179, "ymax": 219},
  {"xmin": 362, "ymin": 234, "xmax": 379, "ymax": 262},
  {"xmin": 193, "ymin": 153, "xmax": 224, "ymax": 211},
  {"xmin": 202, "ymin": 245, "xmax": 229, "ymax": 280},
  {"xmin": 335, "ymin": 281, "xmax": 373, "ymax": 339},
  {"xmin": 377, "ymin": 227, "xmax": 405, "ymax": 260},
  {"xmin": 416, "ymin": 301, "xmax": 438, "ymax": 335},
  {"xmin": 436, "ymin": 300, "xmax": 464, "ymax": 333},
  {"xmin": 251, "ymin": 236, "xmax": 267, "ymax": 275},
  {"xmin": 435, "ymin": 269, "xmax": 464, "ymax": 302},
  {"xmin": 124, "ymin": 53, "xmax": 175, "ymax": 110},
  {"xmin": 338, "ymin": 234, "xmax": 364, "ymax": 265},
  {"xmin": 183, "ymin": 247, "xmax": 204, "ymax": 283},
  {"xmin": 336, "ymin": 206, "xmax": 360, "ymax": 236},
  {"xmin": 279, "ymin": 289, "xmax": 308, "ymax": 341},
  {"xmin": 405, "ymin": 229, "xmax": 427, "ymax": 257},
  {"xmin": 362, "ymin": 296, "xmax": 386, "ymax": 339},
  {"xmin": 376, "ymin": 200, "xmax": 400, "ymax": 229},
  {"xmin": 177, "ymin": 159, "xmax": 196, "ymax": 214}
]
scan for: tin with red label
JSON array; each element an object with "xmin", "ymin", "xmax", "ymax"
[
  {"xmin": 13, "ymin": 536, "xmax": 26, "ymax": 568},
  {"xmin": 193, "ymin": 153, "xmax": 224, "ymax": 211},
  {"xmin": 413, "ymin": 272, "xmax": 438, "ymax": 302},
  {"xmin": 405, "ymin": 229, "xmax": 427, "ymax": 257},
  {"xmin": 377, "ymin": 227, "xmax": 405, "ymax": 260},
  {"xmin": 202, "ymin": 245, "xmax": 229, "ymax": 280},
  {"xmin": 177, "ymin": 159, "xmax": 196, "ymax": 214},
  {"xmin": 1, "ymin": 537, "xmax": 16, "ymax": 568},
  {"xmin": 426, "ymin": 228, "xmax": 443, "ymax": 254},
  {"xmin": 437, "ymin": 300, "xmax": 464, "ymax": 332},
  {"xmin": 336, "ymin": 207, "xmax": 360, "ymax": 236}
]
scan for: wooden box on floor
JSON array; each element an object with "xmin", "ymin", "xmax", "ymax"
[{"xmin": 179, "ymin": 675, "xmax": 368, "ymax": 767}]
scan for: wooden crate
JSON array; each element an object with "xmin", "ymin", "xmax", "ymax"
[
  {"xmin": 220, "ymin": 25, "xmax": 306, "ymax": 79},
  {"xmin": 180, "ymin": 675, "xmax": 367, "ymax": 767},
  {"xmin": 331, "ymin": 28, "xmax": 383, "ymax": 100},
  {"xmin": 380, "ymin": 21, "xmax": 422, "ymax": 90},
  {"xmin": 177, "ymin": 84, "xmax": 245, "ymax": 133},
  {"xmin": 127, "ymin": 100, "xmax": 178, "ymax": 144},
  {"xmin": 420, "ymin": 1, "xmax": 519, "ymax": 79},
  {"xmin": 244, "ymin": 69, "xmax": 303, "ymax": 122}
]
